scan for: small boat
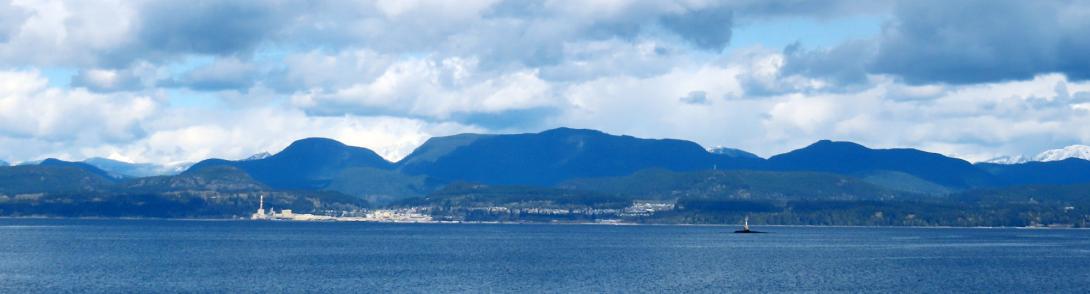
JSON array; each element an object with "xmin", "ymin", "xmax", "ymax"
[{"xmin": 734, "ymin": 216, "xmax": 765, "ymax": 233}]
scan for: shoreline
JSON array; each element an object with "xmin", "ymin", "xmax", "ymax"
[{"xmin": 0, "ymin": 216, "xmax": 1085, "ymax": 230}]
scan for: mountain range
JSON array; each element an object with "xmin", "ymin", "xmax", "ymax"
[
  {"xmin": 983, "ymin": 145, "xmax": 1090, "ymax": 164},
  {"xmin": 188, "ymin": 137, "xmax": 394, "ymax": 190},
  {"xmin": 764, "ymin": 140, "xmax": 995, "ymax": 190},
  {"xmin": 395, "ymin": 128, "xmax": 763, "ymax": 185},
  {"xmin": 0, "ymin": 157, "xmax": 366, "ymax": 218},
  {"xmin": 2, "ymin": 127, "xmax": 1090, "ymax": 222},
  {"xmin": 82, "ymin": 157, "xmax": 191, "ymax": 178},
  {"xmin": 163, "ymin": 128, "xmax": 1090, "ymax": 199}
]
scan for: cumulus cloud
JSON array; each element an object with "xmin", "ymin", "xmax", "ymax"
[
  {"xmin": 679, "ymin": 90, "xmax": 710, "ymax": 104},
  {"xmin": 102, "ymin": 0, "xmax": 300, "ymax": 66},
  {"xmin": 0, "ymin": 70, "xmax": 158, "ymax": 159},
  {"xmin": 3, "ymin": 0, "xmax": 1090, "ymax": 166},
  {"xmin": 658, "ymin": 4, "xmax": 733, "ymax": 51},
  {"xmin": 556, "ymin": 61, "xmax": 765, "ymax": 151},
  {"xmin": 780, "ymin": 40, "xmax": 873, "ymax": 87},
  {"xmin": 0, "ymin": 0, "xmax": 29, "ymax": 42},
  {"xmin": 289, "ymin": 56, "xmax": 559, "ymax": 124},
  {"xmin": 122, "ymin": 107, "xmax": 481, "ymax": 163},
  {"xmin": 0, "ymin": 0, "xmax": 135, "ymax": 66},
  {"xmin": 768, "ymin": 1, "xmax": 1090, "ymax": 86},
  {"xmin": 0, "ymin": 0, "xmax": 813, "ymax": 68},
  {"xmin": 0, "ymin": 70, "xmax": 481, "ymax": 163},
  {"xmin": 756, "ymin": 74, "xmax": 1090, "ymax": 160},
  {"xmin": 266, "ymin": 49, "xmax": 395, "ymax": 94},
  {"xmin": 868, "ymin": 0, "xmax": 1090, "ymax": 84},
  {"xmin": 70, "ymin": 62, "xmax": 162, "ymax": 92},
  {"xmin": 162, "ymin": 57, "xmax": 259, "ymax": 91},
  {"xmin": 732, "ymin": 47, "xmax": 830, "ymax": 97}
]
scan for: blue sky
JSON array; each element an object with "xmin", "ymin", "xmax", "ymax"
[{"xmin": 0, "ymin": 0, "xmax": 1089, "ymax": 165}]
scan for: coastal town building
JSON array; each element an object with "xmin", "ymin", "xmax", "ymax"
[{"xmin": 250, "ymin": 195, "xmax": 432, "ymax": 222}]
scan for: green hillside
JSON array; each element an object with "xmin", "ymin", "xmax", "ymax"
[{"xmin": 559, "ymin": 169, "xmax": 912, "ymax": 201}]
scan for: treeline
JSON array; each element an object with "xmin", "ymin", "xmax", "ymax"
[
  {"xmin": 394, "ymin": 181, "xmax": 1090, "ymax": 227},
  {"xmin": 0, "ymin": 190, "xmax": 368, "ymax": 219},
  {"xmin": 418, "ymin": 198, "xmax": 1088, "ymax": 227}
]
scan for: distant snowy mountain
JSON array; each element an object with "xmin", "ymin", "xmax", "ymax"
[
  {"xmin": 979, "ymin": 145, "xmax": 1090, "ymax": 164},
  {"xmin": 82, "ymin": 157, "xmax": 191, "ymax": 178},
  {"xmin": 982, "ymin": 155, "xmax": 1030, "ymax": 164},
  {"xmin": 708, "ymin": 146, "xmax": 761, "ymax": 159},
  {"xmin": 1034, "ymin": 145, "xmax": 1090, "ymax": 162},
  {"xmin": 243, "ymin": 152, "xmax": 272, "ymax": 161},
  {"xmin": 16, "ymin": 159, "xmax": 44, "ymax": 166}
]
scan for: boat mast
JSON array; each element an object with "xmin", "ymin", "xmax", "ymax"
[{"xmin": 743, "ymin": 216, "xmax": 749, "ymax": 231}]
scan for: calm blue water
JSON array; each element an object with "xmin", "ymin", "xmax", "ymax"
[{"xmin": 1, "ymin": 219, "xmax": 1088, "ymax": 293}]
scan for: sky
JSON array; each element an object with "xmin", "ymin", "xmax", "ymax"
[{"xmin": 1, "ymin": 0, "xmax": 1089, "ymax": 165}]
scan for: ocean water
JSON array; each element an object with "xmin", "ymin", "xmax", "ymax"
[{"xmin": 1, "ymin": 219, "xmax": 1088, "ymax": 293}]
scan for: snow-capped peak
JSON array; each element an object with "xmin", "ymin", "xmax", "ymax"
[
  {"xmin": 243, "ymin": 152, "xmax": 272, "ymax": 161},
  {"xmin": 982, "ymin": 155, "xmax": 1029, "ymax": 164},
  {"xmin": 707, "ymin": 146, "xmax": 760, "ymax": 159},
  {"xmin": 1034, "ymin": 145, "xmax": 1090, "ymax": 162}
]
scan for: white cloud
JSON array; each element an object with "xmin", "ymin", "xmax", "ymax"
[
  {"xmin": 2, "ymin": 0, "xmax": 1090, "ymax": 167},
  {"xmin": 120, "ymin": 107, "xmax": 481, "ymax": 163},
  {"xmin": 0, "ymin": 0, "xmax": 135, "ymax": 66},
  {"xmin": 0, "ymin": 70, "xmax": 156, "ymax": 142},
  {"xmin": 70, "ymin": 61, "xmax": 161, "ymax": 92},
  {"xmin": 165, "ymin": 57, "xmax": 258, "ymax": 91},
  {"xmin": 0, "ymin": 69, "xmax": 484, "ymax": 164},
  {"xmin": 548, "ymin": 47, "xmax": 1090, "ymax": 161},
  {"xmin": 766, "ymin": 94, "xmax": 837, "ymax": 135},
  {"xmin": 270, "ymin": 49, "xmax": 395, "ymax": 92},
  {"xmin": 291, "ymin": 56, "xmax": 558, "ymax": 120}
]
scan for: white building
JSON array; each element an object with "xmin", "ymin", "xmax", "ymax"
[{"xmin": 250, "ymin": 195, "xmax": 268, "ymax": 220}]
